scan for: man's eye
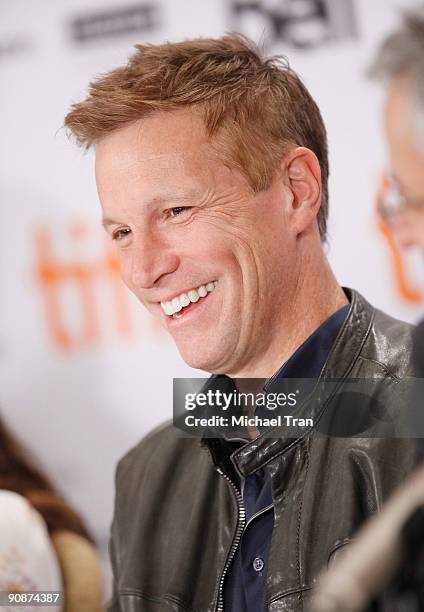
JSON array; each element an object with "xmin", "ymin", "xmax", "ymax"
[
  {"xmin": 112, "ymin": 228, "xmax": 131, "ymax": 241},
  {"xmin": 169, "ymin": 206, "xmax": 192, "ymax": 218}
]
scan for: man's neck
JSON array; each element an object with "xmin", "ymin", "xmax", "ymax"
[{"xmin": 226, "ymin": 258, "xmax": 348, "ymax": 379}]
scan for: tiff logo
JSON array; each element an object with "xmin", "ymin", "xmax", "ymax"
[
  {"xmin": 231, "ymin": 0, "xmax": 358, "ymax": 50},
  {"xmin": 34, "ymin": 223, "xmax": 135, "ymax": 351}
]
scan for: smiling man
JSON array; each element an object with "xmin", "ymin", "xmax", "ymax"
[
  {"xmin": 95, "ymin": 107, "xmax": 345, "ymax": 378},
  {"xmin": 65, "ymin": 35, "xmax": 416, "ymax": 612}
]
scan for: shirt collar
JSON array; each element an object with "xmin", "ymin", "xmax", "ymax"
[
  {"xmin": 264, "ymin": 303, "xmax": 350, "ymax": 388},
  {"xmin": 202, "ymin": 304, "xmax": 350, "ymax": 468}
]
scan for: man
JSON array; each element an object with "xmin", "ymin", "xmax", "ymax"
[
  {"xmin": 370, "ymin": 6, "xmax": 424, "ymax": 405},
  {"xmin": 65, "ymin": 34, "xmax": 416, "ymax": 612},
  {"xmin": 373, "ymin": 9, "xmax": 424, "ymax": 255}
]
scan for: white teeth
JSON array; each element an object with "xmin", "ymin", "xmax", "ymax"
[
  {"xmin": 188, "ymin": 290, "xmax": 200, "ymax": 303},
  {"xmin": 180, "ymin": 293, "xmax": 190, "ymax": 307},
  {"xmin": 172, "ymin": 297, "xmax": 182, "ymax": 313},
  {"xmin": 160, "ymin": 281, "xmax": 217, "ymax": 316},
  {"xmin": 164, "ymin": 302, "xmax": 173, "ymax": 316}
]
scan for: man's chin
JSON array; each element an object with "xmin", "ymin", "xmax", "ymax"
[
  {"xmin": 177, "ymin": 352, "xmax": 215, "ymax": 373},
  {"xmin": 176, "ymin": 344, "xmax": 228, "ymax": 374}
]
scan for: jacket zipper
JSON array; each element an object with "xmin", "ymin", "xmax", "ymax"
[{"xmin": 215, "ymin": 468, "xmax": 246, "ymax": 612}]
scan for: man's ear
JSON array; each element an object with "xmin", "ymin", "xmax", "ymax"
[{"xmin": 283, "ymin": 146, "xmax": 322, "ymax": 236}]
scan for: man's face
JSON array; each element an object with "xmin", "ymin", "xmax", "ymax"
[
  {"xmin": 384, "ymin": 77, "xmax": 424, "ymax": 250},
  {"xmin": 95, "ymin": 109, "xmax": 298, "ymax": 374}
]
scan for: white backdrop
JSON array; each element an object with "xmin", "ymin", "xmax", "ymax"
[{"xmin": 1, "ymin": 0, "xmax": 423, "ymax": 591}]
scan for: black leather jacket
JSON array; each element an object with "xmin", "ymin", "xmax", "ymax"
[{"xmin": 108, "ymin": 289, "xmax": 416, "ymax": 612}]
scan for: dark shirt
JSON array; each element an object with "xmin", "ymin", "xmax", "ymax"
[{"xmin": 223, "ymin": 304, "xmax": 350, "ymax": 612}]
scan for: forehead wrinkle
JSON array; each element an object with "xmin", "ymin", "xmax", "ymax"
[
  {"xmin": 198, "ymin": 184, "xmax": 246, "ymax": 208},
  {"xmin": 98, "ymin": 116, "xmax": 243, "ymax": 204},
  {"xmin": 108, "ymin": 150, "xmax": 185, "ymax": 174},
  {"xmin": 98, "ymin": 152, "xmax": 190, "ymax": 197}
]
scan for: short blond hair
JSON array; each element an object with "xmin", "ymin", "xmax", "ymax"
[{"xmin": 65, "ymin": 34, "xmax": 329, "ymax": 239}]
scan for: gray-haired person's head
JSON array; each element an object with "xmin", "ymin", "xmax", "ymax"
[{"xmin": 369, "ymin": 7, "xmax": 424, "ymax": 152}]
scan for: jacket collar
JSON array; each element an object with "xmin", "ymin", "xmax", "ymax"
[{"xmin": 203, "ymin": 288, "xmax": 375, "ymax": 478}]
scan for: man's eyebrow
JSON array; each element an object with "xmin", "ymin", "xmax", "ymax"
[
  {"xmin": 101, "ymin": 193, "xmax": 200, "ymax": 230},
  {"xmin": 102, "ymin": 217, "xmax": 117, "ymax": 230}
]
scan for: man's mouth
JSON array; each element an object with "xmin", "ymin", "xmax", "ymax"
[{"xmin": 160, "ymin": 281, "xmax": 217, "ymax": 317}]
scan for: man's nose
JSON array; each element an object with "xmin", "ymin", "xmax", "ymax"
[{"xmin": 129, "ymin": 230, "xmax": 179, "ymax": 289}]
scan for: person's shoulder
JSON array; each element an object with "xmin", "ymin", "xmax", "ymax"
[
  {"xmin": 115, "ymin": 421, "xmax": 207, "ymax": 489},
  {"xmin": 0, "ymin": 490, "xmax": 41, "ymax": 524},
  {"xmin": 0, "ymin": 490, "xmax": 51, "ymax": 547},
  {"xmin": 118, "ymin": 420, "xmax": 196, "ymax": 464},
  {"xmin": 361, "ymin": 297, "xmax": 415, "ymax": 378},
  {"xmin": 372, "ymin": 304, "xmax": 415, "ymax": 341},
  {"xmin": 0, "ymin": 491, "xmax": 62, "ymax": 589}
]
